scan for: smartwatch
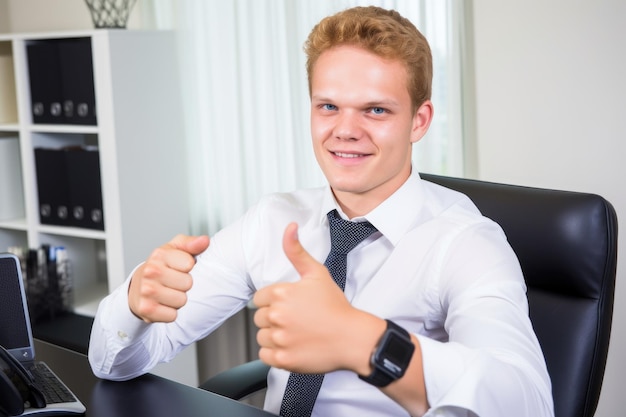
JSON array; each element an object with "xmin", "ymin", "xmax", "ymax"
[{"xmin": 359, "ymin": 319, "xmax": 415, "ymax": 387}]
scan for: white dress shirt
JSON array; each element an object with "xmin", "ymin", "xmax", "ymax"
[{"xmin": 89, "ymin": 171, "xmax": 554, "ymax": 417}]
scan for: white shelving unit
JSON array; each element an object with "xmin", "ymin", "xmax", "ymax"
[{"xmin": 0, "ymin": 29, "xmax": 198, "ymax": 386}]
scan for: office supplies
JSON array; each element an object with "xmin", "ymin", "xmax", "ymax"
[
  {"xmin": 57, "ymin": 38, "xmax": 97, "ymax": 125},
  {"xmin": 34, "ymin": 146, "xmax": 104, "ymax": 230},
  {"xmin": 34, "ymin": 148, "xmax": 71, "ymax": 227},
  {"xmin": 65, "ymin": 146, "xmax": 104, "ymax": 230},
  {"xmin": 0, "ymin": 253, "xmax": 85, "ymax": 416},
  {"xmin": 26, "ymin": 41, "xmax": 63, "ymax": 124},
  {"xmin": 26, "ymin": 38, "xmax": 96, "ymax": 126}
]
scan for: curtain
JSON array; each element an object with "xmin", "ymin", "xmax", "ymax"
[
  {"xmin": 144, "ymin": 0, "xmax": 469, "ymax": 388},
  {"xmin": 147, "ymin": 0, "xmax": 466, "ymax": 236}
]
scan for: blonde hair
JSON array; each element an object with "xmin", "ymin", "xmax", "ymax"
[{"xmin": 304, "ymin": 6, "xmax": 433, "ymax": 109}]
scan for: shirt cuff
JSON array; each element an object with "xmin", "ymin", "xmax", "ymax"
[
  {"xmin": 417, "ymin": 335, "xmax": 476, "ymax": 409},
  {"xmin": 98, "ymin": 276, "xmax": 150, "ymax": 347}
]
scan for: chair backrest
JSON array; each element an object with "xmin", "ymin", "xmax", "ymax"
[{"xmin": 421, "ymin": 173, "xmax": 618, "ymax": 417}]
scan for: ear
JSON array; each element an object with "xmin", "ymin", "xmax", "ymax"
[{"xmin": 410, "ymin": 100, "xmax": 434, "ymax": 144}]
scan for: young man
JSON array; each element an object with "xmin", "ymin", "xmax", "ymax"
[{"xmin": 89, "ymin": 6, "xmax": 554, "ymax": 417}]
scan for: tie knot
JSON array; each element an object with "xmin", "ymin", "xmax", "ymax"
[{"xmin": 327, "ymin": 209, "xmax": 378, "ymax": 254}]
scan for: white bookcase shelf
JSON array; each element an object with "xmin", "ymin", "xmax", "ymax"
[{"xmin": 0, "ymin": 30, "xmax": 198, "ymax": 386}]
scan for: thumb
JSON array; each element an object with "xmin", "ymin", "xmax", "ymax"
[
  {"xmin": 283, "ymin": 223, "xmax": 325, "ymax": 280},
  {"xmin": 169, "ymin": 234, "xmax": 210, "ymax": 256}
]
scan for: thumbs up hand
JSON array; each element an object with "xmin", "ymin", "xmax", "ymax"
[{"xmin": 253, "ymin": 223, "xmax": 384, "ymax": 375}]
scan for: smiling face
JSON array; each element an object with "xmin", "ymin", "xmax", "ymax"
[{"xmin": 310, "ymin": 45, "xmax": 433, "ymax": 217}]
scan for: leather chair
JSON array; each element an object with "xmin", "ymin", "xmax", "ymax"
[{"xmin": 199, "ymin": 173, "xmax": 618, "ymax": 417}]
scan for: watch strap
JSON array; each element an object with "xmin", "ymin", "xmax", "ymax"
[{"xmin": 359, "ymin": 361, "xmax": 396, "ymax": 387}]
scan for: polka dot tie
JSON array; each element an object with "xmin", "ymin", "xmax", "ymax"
[{"xmin": 279, "ymin": 209, "xmax": 378, "ymax": 417}]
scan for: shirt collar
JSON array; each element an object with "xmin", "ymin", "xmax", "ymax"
[
  {"xmin": 318, "ymin": 170, "xmax": 427, "ymax": 246},
  {"xmin": 319, "ymin": 186, "xmax": 339, "ymax": 224}
]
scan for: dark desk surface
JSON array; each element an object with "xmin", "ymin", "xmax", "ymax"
[{"xmin": 34, "ymin": 339, "xmax": 277, "ymax": 417}]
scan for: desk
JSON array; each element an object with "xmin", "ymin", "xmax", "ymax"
[{"xmin": 34, "ymin": 339, "xmax": 277, "ymax": 417}]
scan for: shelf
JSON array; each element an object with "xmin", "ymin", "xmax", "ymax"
[
  {"xmin": 0, "ymin": 29, "xmax": 195, "ymax": 385},
  {"xmin": 0, "ymin": 123, "xmax": 19, "ymax": 132},
  {"xmin": 28, "ymin": 124, "xmax": 99, "ymax": 134},
  {"xmin": 0, "ymin": 219, "xmax": 108, "ymax": 240},
  {"xmin": 0, "ymin": 218, "xmax": 106, "ymax": 240},
  {"xmin": 37, "ymin": 224, "xmax": 106, "ymax": 240},
  {"xmin": 0, "ymin": 217, "xmax": 28, "ymax": 231}
]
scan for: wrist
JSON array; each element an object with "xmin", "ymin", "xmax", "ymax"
[
  {"xmin": 358, "ymin": 319, "xmax": 416, "ymax": 387},
  {"xmin": 340, "ymin": 311, "xmax": 386, "ymax": 376}
]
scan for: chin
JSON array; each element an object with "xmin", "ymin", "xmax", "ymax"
[{"xmin": 328, "ymin": 180, "xmax": 368, "ymax": 195}]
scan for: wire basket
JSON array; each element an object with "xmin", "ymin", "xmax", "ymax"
[{"xmin": 84, "ymin": 0, "xmax": 138, "ymax": 29}]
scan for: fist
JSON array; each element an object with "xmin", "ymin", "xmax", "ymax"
[{"xmin": 128, "ymin": 234, "xmax": 209, "ymax": 323}]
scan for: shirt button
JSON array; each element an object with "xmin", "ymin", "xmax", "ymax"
[{"xmin": 117, "ymin": 330, "xmax": 128, "ymax": 340}]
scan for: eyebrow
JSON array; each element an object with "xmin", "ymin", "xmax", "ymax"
[
  {"xmin": 311, "ymin": 95, "xmax": 400, "ymax": 108},
  {"xmin": 363, "ymin": 99, "xmax": 400, "ymax": 108}
]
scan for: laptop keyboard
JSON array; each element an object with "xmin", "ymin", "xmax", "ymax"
[{"xmin": 30, "ymin": 362, "xmax": 77, "ymax": 404}]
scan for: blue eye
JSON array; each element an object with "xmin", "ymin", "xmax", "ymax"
[
  {"xmin": 322, "ymin": 104, "xmax": 338, "ymax": 111},
  {"xmin": 371, "ymin": 107, "xmax": 386, "ymax": 115}
]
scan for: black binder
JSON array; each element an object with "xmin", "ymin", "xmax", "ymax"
[
  {"xmin": 34, "ymin": 146, "xmax": 104, "ymax": 230},
  {"xmin": 65, "ymin": 147, "xmax": 104, "ymax": 230},
  {"xmin": 26, "ymin": 42, "xmax": 64, "ymax": 124},
  {"xmin": 34, "ymin": 148, "xmax": 71, "ymax": 226},
  {"xmin": 26, "ymin": 38, "xmax": 96, "ymax": 125},
  {"xmin": 58, "ymin": 38, "xmax": 97, "ymax": 125}
]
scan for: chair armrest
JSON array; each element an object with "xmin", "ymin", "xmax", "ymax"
[{"xmin": 199, "ymin": 359, "xmax": 270, "ymax": 400}]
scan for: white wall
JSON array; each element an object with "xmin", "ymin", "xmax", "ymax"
[
  {"xmin": 2, "ymin": 0, "xmax": 145, "ymax": 33},
  {"xmin": 472, "ymin": 1, "xmax": 626, "ymax": 416},
  {"xmin": 0, "ymin": 1, "xmax": 9, "ymax": 33}
]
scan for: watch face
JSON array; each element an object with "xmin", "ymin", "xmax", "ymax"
[{"xmin": 374, "ymin": 329, "xmax": 415, "ymax": 378}]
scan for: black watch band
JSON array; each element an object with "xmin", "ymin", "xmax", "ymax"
[{"xmin": 359, "ymin": 319, "xmax": 415, "ymax": 388}]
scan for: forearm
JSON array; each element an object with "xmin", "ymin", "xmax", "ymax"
[
  {"xmin": 89, "ymin": 254, "xmax": 251, "ymax": 381},
  {"xmin": 344, "ymin": 312, "xmax": 428, "ymax": 416},
  {"xmin": 418, "ymin": 335, "xmax": 554, "ymax": 416},
  {"xmin": 379, "ymin": 334, "xmax": 428, "ymax": 417},
  {"xmin": 349, "ymin": 316, "xmax": 552, "ymax": 417}
]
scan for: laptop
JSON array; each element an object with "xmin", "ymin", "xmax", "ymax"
[{"xmin": 0, "ymin": 252, "xmax": 86, "ymax": 416}]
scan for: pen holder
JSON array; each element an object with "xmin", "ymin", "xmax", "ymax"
[{"xmin": 20, "ymin": 246, "xmax": 73, "ymax": 324}]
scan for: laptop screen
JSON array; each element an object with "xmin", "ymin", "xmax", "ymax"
[{"xmin": 0, "ymin": 253, "xmax": 36, "ymax": 361}]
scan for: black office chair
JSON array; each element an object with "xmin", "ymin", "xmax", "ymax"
[{"xmin": 199, "ymin": 173, "xmax": 618, "ymax": 417}]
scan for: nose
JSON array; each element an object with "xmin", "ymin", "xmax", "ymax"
[{"xmin": 333, "ymin": 110, "xmax": 362, "ymax": 141}]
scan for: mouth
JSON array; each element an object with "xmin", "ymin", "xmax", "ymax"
[{"xmin": 332, "ymin": 151, "xmax": 367, "ymax": 159}]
